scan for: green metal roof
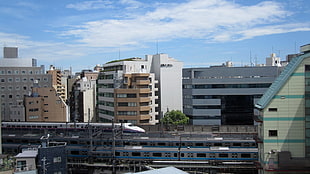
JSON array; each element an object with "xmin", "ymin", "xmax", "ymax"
[{"xmin": 255, "ymin": 52, "xmax": 310, "ymax": 109}]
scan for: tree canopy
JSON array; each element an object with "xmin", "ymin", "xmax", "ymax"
[{"xmin": 161, "ymin": 110, "xmax": 189, "ymax": 125}]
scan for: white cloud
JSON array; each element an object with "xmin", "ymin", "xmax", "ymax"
[
  {"xmin": 66, "ymin": 0, "xmax": 113, "ymax": 11},
  {"xmin": 61, "ymin": 0, "xmax": 309, "ymax": 48}
]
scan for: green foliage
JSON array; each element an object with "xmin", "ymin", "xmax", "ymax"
[{"xmin": 161, "ymin": 110, "xmax": 189, "ymax": 125}]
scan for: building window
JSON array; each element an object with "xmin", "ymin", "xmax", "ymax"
[
  {"xmin": 268, "ymin": 108, "xmax": 278, "ymax": 112},
  {"xmin": 269, "ymin": 130, "xmax": 278, "ymax": 137},
  {"xmin": 53, "ymin": 157, "xmax": 62, "ymax": 163},
  {"xmin": 1, "ymin": 79, "xmax": 5, "ymax": 82},
  {"xmin": 29, "ymin": 116, "xmax": 39, "ymax": 119}
]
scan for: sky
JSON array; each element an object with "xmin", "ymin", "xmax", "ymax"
[{"xmin": 0, "ymin": 0, "xmax": 310, "ymax": 72}]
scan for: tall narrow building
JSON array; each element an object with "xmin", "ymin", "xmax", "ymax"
[{"xmin": 97, "ymin": 54, "xmax": 183, "ymax": 125}]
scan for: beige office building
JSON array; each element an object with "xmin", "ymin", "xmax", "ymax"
[{"xmin": 25, "ymin": 87, "xmax": 69, "ymax": 122}]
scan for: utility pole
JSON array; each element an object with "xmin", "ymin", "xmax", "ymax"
[{"xmin": 112, "ymin": 120, "xmax": 116, "ymax": 174}]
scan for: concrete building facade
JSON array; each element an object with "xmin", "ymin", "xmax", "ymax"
[
  {"xmin": 97, "ymin": 54, "xmax": 182, "ymax": 125},
  {"xmin": 24, "ymin": 87, "xmax": 69, "ymax": 122},
  {"xmin": 47, "ymin": 65, "xmax": 67, "ymax": 102},
  {"xmin": 255, "ymin": 44, "xmax": 310, "ymax": 173},
  {"xmin": 0, "ymin": 47, "xmax": 52, "ymax": 121},
  {"xmin": 183, "ymin": 65, "xmax": 281, "ymax": 125},
  {"xmin": 70, "ymin": 70, "xmax": 98, "ymax": 122}
]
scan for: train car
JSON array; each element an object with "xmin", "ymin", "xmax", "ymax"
[
  {"xmin": 121, "ymin": 137, "xmax": 257, "ymax": 148},
  {"xmin": 1, "ymin": 122, "xmax": 145, "ymax": 133},
  {"xmin": 112, "ymin": 146, "xmax": 258, "ymax": 161},
  {"xmin": 69, "ymin": 145, "xmax": 258, "ymax": 162}
]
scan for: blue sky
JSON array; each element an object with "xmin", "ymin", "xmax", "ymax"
[{"xmin": 0, "ymin": 0, "xmax": 310, "ymax": 72}]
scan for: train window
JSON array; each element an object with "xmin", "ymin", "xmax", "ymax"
[
  {"xmin": 132, "ymin": 152, "xmax": 141, "ymax": 156},
  {"xmin": 219, "ymin": 153, "xmax": 228, "ymax": 158},
  {"xmin": 21, "ymin": 140, "xmax": 28, "ymax": 143},
  {"xmin": 115, "ymin": 152, "xmax": 120, "ymax": 156},
  {"xmin": 241, "ymin": 153, "xmax": 251, "ymax": 158},
  {"xmin": 197, "ymin": 153, "xmax": 206, "ymax": 157},
  {"xmin": 140, "ymin": 142, "xmax": 147, "ymax": 146},
  {"xmin": 195, "ymin": 143, "xmax": 204, "ymax": 146},
  {"xmin": 181, "ymin": 153, "xmax": 184, "ymax": 157},
  {"xmin": 144, "ymin": 152, "xmax": 150, "ymax": 157},
  {"xmin": 244, "ymin": 142, "xmax": 250, "ymax": 147},
  {"xmin": 233, "ymin": 143, "xmax": 241, "ymax": 147},
  {"xmin": 70, "ymin": 141, "xmax": 78, "ymax": 144},
  {"xmin": 224, "ymin": 143, "xmax": 230, "ymax": 146},
  {"xmin": 174, "ymin": 153, "xmax": 177, "ymax": 157},
  {"xmin": 157, "ymin": 142, "xmax": 166, "ymax": 146},
  {"xmin": 188, "ymin": 153, "xmax": 193, "ymax": 157},
  {"xmin": 48, "ymin": 126, "xmax": 52, "ymax": 128},
  {"xmin": 209, "ymin": 153, "xmax": 215, "ymax": 158},
  {"xmin": 214, "ymin": 143, "xmax": 222, "ymax": 146},
  {"xmin": 153, "ymin": 153, "xmax": 162, "ymax": 157},
  {"xmin": 71, "ymin": 151, "xmax": 79, "ymax": 155}
]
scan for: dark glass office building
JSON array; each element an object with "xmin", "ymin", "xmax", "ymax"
[{"xmin": 183, "ymin": 65, "xmax": 282, "ymax": 125}]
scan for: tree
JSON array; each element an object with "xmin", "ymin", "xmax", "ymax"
[{"xmin": 161, "ymin": 110, "xmax": 189, "ymax": 125}]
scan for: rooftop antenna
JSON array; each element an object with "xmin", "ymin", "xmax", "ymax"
[
  {"xmin": 118, "ymin": 48, "xmax": 121, "ymax": 60},
  {"xmin": 156, "ymin": 40, "xmax": 159, "ymax": 54},
  {"xmin": 250, "ymin": 50, "xmax": 253, "ymax": 66}
]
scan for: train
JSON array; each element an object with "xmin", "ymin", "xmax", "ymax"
[
  {"xmin": 66, "ymin": 145, "xmax": 257, "ymax": 163},
  {"xmin": 1, "ymin": 121, "xmax": 145, "ymax": 133}
]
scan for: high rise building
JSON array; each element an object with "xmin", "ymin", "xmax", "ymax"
[
  {"xmin": 97, "ymin": 54, "xmax": 182, "ymax": 125},
  {"xmin": 47, "ymin": 65, "xmax": 67, "ymax": 102},
  {"xmin": 255, "ymin": 44, "xmax": 310, "ymax": 173},
  {"xmin": 69, "ymin": 70, "xmax": 98, "ymax": 122},
  {"xmin": 183, "ymin": 63, "xmax": 282, "ymax": 125},
  {"xmin": 0, "ymin": 47, "xmax": 52, "ymax": 121}
]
